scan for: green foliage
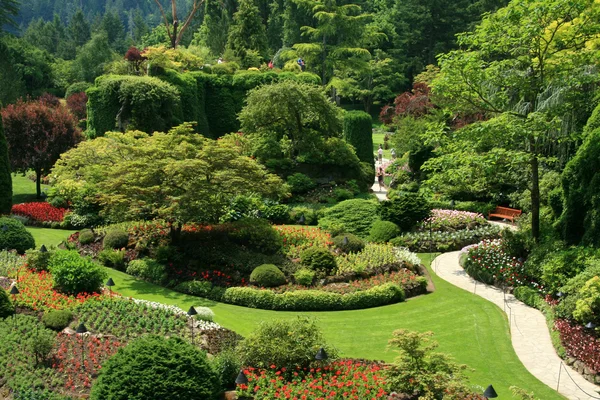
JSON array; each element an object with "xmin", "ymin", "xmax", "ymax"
[
  {"xmin": 229, "ymin": 218, "xmax": 283, "ymax": 254},
  {"xmin": 78, "ymin": 229, "xmax": 94, "ymax": 245},
  {"xmin": 41, "ymin": 310, "xmax": 73, "ymax": 331},
  {"xmin": 48, "ymin": 250, "xmax": 107, "ymax": 295},
  {"xmin": 391, "ymin": 225, "xmax": 502, "ymax": 253},
  {"xmin": 212, "ymin": 348, "xmax": 242, "ymax": 391},
  {"xmin": 513, "ymin": 287, "xmax": 542, "ymax": 309},
  {"xmin": 332, "ymin": 233, "xmax": 365, "ymax": 253},
  {"xmin": 369, "ymin": 220, "xmax": 400, "ymax": 243},
  {"xmin": 294, "ymin": 268, "xmax": 315, "ymax": 286},
  {"xmin": 378, "ymin": 193, "xmax": 430, "ymax": 231},
  {"xmin": 344, "ymin": 111, "xmax": 374, "ymax": 164},
  {"xmin": 300, "ymin": 247, "xmax": 336, "ymax": 276},
  {"xmin": 174, "ymin": 280, "xmax": 226, "ymax": 301},
  {"xmin": 126, "ymin": 259, "xmax": 168, "ymax": 285},
  {"xmin": 25, "ymin": 248, "xmax": 51, "ymax": 272},
  {"xmin": 97, "ymin": 249, "xmax": 126, "ymax": 271},
  {"xmin": 250, "ymin": 264, "xmax": 286, "ymax": 287},
  {"xmin": 65, "ymin": 81, "xmax": 92, "ymax": 99},
  {"xmin": 318, "ymin": 199, "xmax": 379, "ymax": 238},
  {"xmin": 287, "ymin": 173, "xmax": 316, "ymax": 194},
  {"xmin": 0, "ymin": 116, "xmax": 11, "ymax": 214},
  {"xmin": 226, "ymin": 0, "xmax": 268, "ymax": 68},
  {"xmin": 540, "ymin": 247, "xmax": 598, "ymax": 293},
  {"xmin": 103, "ymin": 229, "xmax": 129, "ymax": 250},
  {"xmin": 0, "ymin": 288, "xmax": 14, "ymax": 318},
  {"xmin": 289, "ymin": 206, "xmax": 320, "ymax": 225},
  {"xmin": 90, "ymin": 336, "xmax": 221, "ymax": 400},
  {"xmin": 237, "ymin": 317, "xmax": 337, "ymax": 370},
  {"xmin": 573, "ymin": 277, "xmax": 600, "ymax": 324},
  {"xmin": 0, "ymin": 217, "xmax": 35, "ymax": 254},
  {"xmin": 0, "ymin": 250, "xmax": 22, "ymax": 277}
]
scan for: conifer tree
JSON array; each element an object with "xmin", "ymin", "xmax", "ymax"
[
  {"xmin": 226, "ymin": 0, "xmax": 269, "ymax": 67},
  {"xmin": 0, "ymin": 115, "xmax": 12, "ymax": 215}
]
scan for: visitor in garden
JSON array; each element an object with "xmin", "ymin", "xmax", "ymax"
[
  {"xmin": 297, "ymin": 58, "xmax": 305, "ymax": 71},
  {"xmin": 268, "ymin": 60, "xmax": 274, "ymax": 69},
  {"xmin": 217, "ymin": 57, "xmax": 223, "ymax": 64},
  {"xmin": 378, "ymin": 144, "xmax": 383, "ymax": 163},
  {"xmin": 390, "ymin": 148, "xmax": 396, "ymax": 159},
  {"xmin": 377, "ymin": 167, "xmax": 385, "ymax": 190}
]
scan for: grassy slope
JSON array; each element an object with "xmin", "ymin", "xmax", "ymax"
[
  {"xmin": 27, "ymin": 226, "xmax": 77, "ymax": 248},
  {"xmin": 100, "ymin": 255, "xmax": 563, "ymax": 400},
  {"xmin": 372, "ymin": 132, "xmax": 392, "ymax": 159}
]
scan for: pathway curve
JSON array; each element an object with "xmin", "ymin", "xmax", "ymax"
[
  {"xmin": 372, "ymin": 158, "xmax": 389, "ymax": 202},
  {"xmin": 433, "ymin": 251, "xmax": 600, "ymax": 400}
]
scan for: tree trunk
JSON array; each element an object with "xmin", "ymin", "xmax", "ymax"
[
  {"xmin": 36, "ymin": 168, "xmax": 42, "ymax": 199},
  {"xmin": 170, "ymin": 221, "xmax": 182, "ymax": 245},
  {"xmin": 530, "ymin": 152, "xmax": 540, "ymax": 242}
]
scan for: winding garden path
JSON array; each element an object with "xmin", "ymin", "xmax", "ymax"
[{"xmin": 433, "ymin": 251, "xmax": 600, "ymax": 400}]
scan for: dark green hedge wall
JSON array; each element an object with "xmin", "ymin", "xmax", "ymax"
[
  {"xmin": 0, "ymin": 115, "xmax": 12, "ymax": 214},
  {"xmin": 344, "ymin": 110, "xmax": 374, "ymax": 164},
  {"xmin": 86, "ymin": 71, "xmax": 321, "ymax": 138}
]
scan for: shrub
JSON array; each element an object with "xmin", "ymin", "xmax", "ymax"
[
  {"xmin": 103, "ymin": 229, "xmax": 129, "ymax": 249},
  {"xmin": 41, "ymin": 310, "xmax": 73, "ymax": 331},
  {"xmin": 288, "ymin": 206, "xmax": 319, "ymax": 225},
  {"xmin": 513, "ymin": 286, "xmax": 542, "ymax": 309},
  {"xmin": 25, "ymin": 248, "xmax": 51, "ymax": 272},
  {"xmin": 378, "ymin": 193, "xmax": 430, "ymax": 231},
  {"xmin": 318, "ymin": 199, "xmax": 379, "ymax": 238},
  {"xmin": 174, "ymin": 280, "xmax": 226, "ymax": 301},
  {"xmin": 194, "ymin": 306, "xmax": 215, "ymax": 322},
  {"xmin": 333, "ymin": 188, "xmax": 353, "ymax": 201},
  {"xmin": 48, "ymin": 250, "xmax": 107, "ymax": 295},
  {"xmin": 0, "ymin": 250, "xmax": 22, "ymax": 277},
  {"xmin": 294, "ymin": 268, "xmax": 315, "ymax": 286},
  {"xmin": 90, "ymin": 336, "xmax": 220, "ymax": 400},
  {"xmin": 98, "ymin": 249, "xmax": 126, "ymax": 271},
  {"xmin": 422, "ymin": 209, "xmax": 487, "ymax": 232},
  {"xmin": 300, "ymin": 247, "xmax": 336, "ymax": 277},
  {"xmin": 0, "ymin": 217, "xmax": 35, "ymax": 254},
  {"xmin": 78, "ymin": 229, "xmax": 95, "ymax": 245},
  {"xmin": 250, "ymin": 264, "xmax": 286, "ymax": 287},
  {"xmin": 260, "ymin": 202, "xmax": 289, "ymax": 224},
  {"xmin": 0, "ymin": 288, "xmax": 14, "ymax": 318},
  {"xmin": 287, "ymin": 173, "xmax": 316, "ymax": 194},
  {"xmin": 126, "ymin": 258, "xmax": 168, "ymax": 285},
  {"xmin": 369, "ymin": 220, "xmax": 400, "ymax": 243},
  {"xmin": 237, "ymin": 317, "xmax": 337, "ymax": 370},
  {"xmin": 228, "ymin": 218, "xmax": 282, "ymax": 254},
  {"xmin": 213, "ymin": 348, "xmax": 242, "ymax": 390},
  {"xmin": 332, "ymin": 233, "xmax": 365, "ymax": 253},
  {"xmin": 344, "ymin": 110, "xmax": 374, "ymax": 164},
  {"xmin": 540, "ymin": 247, "xmax": 596, "ymax": 293}
]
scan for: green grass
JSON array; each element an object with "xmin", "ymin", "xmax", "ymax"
[
  {"xmin": 12, "ymin": 173, "xmax": 48, "ymax": 204},
  {"xmin": 27, "ymin": 227, "xmax": 77, "ymax": 248},
  {"xmin": 100, "ymin": 254, "xmax": 564, "ymax": 400},
  {"xmin": 372, "ymin": 132, "xmax": 392, "ymax": 159}
]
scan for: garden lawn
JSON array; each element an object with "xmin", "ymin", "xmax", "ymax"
[
  {"xmin": 372, "ymin": 132, "xmax": 392, "ymax": 159},
  {"xmin": 27, "ymin": 227, "xmax": 77, "ymax": 248},
  {"xmin": 12, "ymin": 173, "xmax": 49, "ymax": 204},
  {"xmin": 100, "ymin": 253, "xmax": 564, "ymax": 400}
]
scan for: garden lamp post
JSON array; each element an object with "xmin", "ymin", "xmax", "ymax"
[
  {"xmin": 586, "ymin": 322, "xmax": 596, "ymax": 329},
  {"xmin": 342, "ymin": 236, "xmax": 349, "ymax": 246},
  {"xmin": 39, "ymin": 245, "xmax": 48, "ymax": 253},
  {"xmin": 1, "ymin": 224, "xmax": 7, "ymax": 232},
  {"xmin": 315, "ymin": 347, "xmax": 328, "ymax": 361},
  {"xmin": 187, "ymin": 306, "xmax": 197, "ymax": 345},
  {"xmin": 298, "ymin": 214, "xmax": 305, "ymax": 225},
  {"xmin": 483, "ymin": 384, "xmax": 498, "ymax": 399},
  {"xmin": 76, "ymin": 323, "xmax": 88, "ymax": 368},
  {"xmin": 235, "ymin": 370, "xmax": 248, "ymax": 385},
  {"xmin": 10, "ymin": 285, "xmax": 19, "ymax": 328},
  {"xmin": 105, "ymin": 277, "xmax": 115, "ymax": 297},
  {"xmin": 556, "ymin": 291, "xmax": 564, "ymax": 299}
]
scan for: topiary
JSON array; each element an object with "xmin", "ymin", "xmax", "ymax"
[
  {"xmin": 378, "ymin": 193, "xmax": 430, "ymax": 232},
  {"xmin": 332, "ymin": 233, "xmax": 365, "ymax": 253},
  {"xmin": 126, "ymin": 258, "xmax": 168, "ymax": 285},
  {"xmin": 25, "ymin": 248, "xmax": 51, "ymax": 272},
  {"xmin": 0, "ymin": 288, "xmax": 14, "ymax": 318},
  {"xmin": 48, "ymin": 250, "xmax": 107, "ymax": 295},
  {"xmin": 78, "ymin": 229, "xmax": 95, "ymax": 245},
  {"xmin": 250, "ymin": 264, "xmax": 286, "ymax": 287},
  {"xmin": 103, "ymin": 229, "xmax": 129, "ymax": 249},
  {"xmin": 42, "ymin": 310, "xmax": 73, "ymax": 331},
  {"xmin": 294, "ymin": 268, "xmax": 315, "ymax": 286},
  {"xmin": 343, "ymin": 111, "xmax": 374, "ymax": 164},
  {"xmin": 369, "ymin": 220, "xmax": 401, "ymax": 243},
  {"xmin": 0, "ymin": 217, "xmax": 35, "ymax": 254},
  {"xmin": 300, "ymin": 247, "xmax": 336, "ymax": 277},
  {"xmin": 90, "ymin": 336, "xmax": 221, "ymax": 400},
  {"xmin": 287, "ymin": 173, "xmax": 316, "ymax": 194}
]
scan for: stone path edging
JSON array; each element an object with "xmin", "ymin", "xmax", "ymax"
[{"xmin": 433, "ymin": 251, "xmax": 600, "ymax": 400}]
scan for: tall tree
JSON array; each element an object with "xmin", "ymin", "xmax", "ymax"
[
  {"xmin": 0, "ymin": 0, "xmax": 18, "ymax": 32},
  {"xmin": 0, "ymin": 115, "xmax": 12, "ymax": 214},
  {"xmin": 193, "ymin": 0, "xmax": 230, "ymax": 56},
  {"xmin": 1, "ymin": 99, "xmax": 83, "ymax": 198},
  {"xmin": 100, "ymin": 9, "xmax": 127, "ymax": 52},
  {"xmin": 68, "ymin": 9, "xmax": 91, "ymax": 47},
  {"xmin": 432, "ymin": 0, "xmax": 600, "ymax": 241},
  {"xmin": 226, "ymin": 0, "xmax": 269, "ymax": 66},
  {"xmin": 154, "ymin": 0, "xmax": 204, "ymax": 49}
]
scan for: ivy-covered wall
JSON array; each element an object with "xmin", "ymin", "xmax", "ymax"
[{"xmin": 86, "ymin": 71, "xmax": 321, "ymax": 138}]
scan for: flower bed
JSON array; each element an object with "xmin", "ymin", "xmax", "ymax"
[
  {"xmin": 392, "ymin": 225, "xmax": 502, "ymax": 252},
  {"xmin": 12, "ymin": 202, "xmax": 69, "ymax": 224},
  {"xmin": 274, "ymin": 225, "xmax": 333, "ymax": 259},
  {"xmin": 422, "ymin": 209, "xmax": 487, "ymax": 232},
  {"xmin": 555, "ymin": 319, "xmax": 600, "ymax": 378},
  {"xmin": 336, "ymin": 244, "xmax": 420, "ymax": 276},
  {"xmin": 236, "ymin": 360, "xmax": 388, "ymax": 400}
]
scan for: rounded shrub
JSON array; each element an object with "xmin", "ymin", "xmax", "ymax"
[
  {"xmin": 25, "ymin": 248, "xmax": 51, "ymax": 272},
  {"xmin": 42, "ymin": 310, "xmax": 73, "ymax": 331},
  {"xmin": 250, "ymin": 264, "xmax": 286, "ymax": 287},
  {"xmin": 294, "ymin": 268, "xmax": 315, "ymax": 286},
  {"xmin": 48, "ymin": 250, "xmax": 107, "ymax": 295},
  {"xmin": 103, "ymin": 229, "xmax": 129, "ymax": 250},
  {"xmin": 126, "ymin": 258, "xmax": 168, "ymax": 285},
  {"xmin": 78, "ymin": 229, "xmax": 95, "ymax": 245},
  {"xmin": 98, "ymin": 249, "xmax": 126, "ymax": 271},
  {"xmin": 0, "ymin": 217, "xmax": 35, "ymax": 254},
  {"xmin": 300, "ymin": 247, "xmax": 336, "ymax": 277},
  {"xmin": 0, "ymin": 288, "xmax": 14, "ymax": 318},
  {"xmin": 369, "ymin": 220, "xmax": 401, "ymax": 243},
  {"xmin": 318, "ymin": 199, "xmax": 379, "ymax": 238},
  {"xmin": 287, "ymin": 173, "xmax": 316, "ymax": 194},
  {"xmin": 90, "ymin": 336, "xmax": 220, "ymax": 400},
  {"xmin": 332, "ymin": 233, "xmax": 365, "ymax": 253},
  {"xmin": 378, "ymin": 193, "xmax": 430, "ymax": 231},
  {"xmin": 228, "ymin": 218, "xmax": 282, "ymax": 254}
]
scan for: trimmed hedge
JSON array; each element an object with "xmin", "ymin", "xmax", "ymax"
[
  {"xmin": 0, "ymin": 217, "xmax": 35, "ymax": 254},
  {"xmin": 0, "ymin": 115, "xmax": 11, "ymax": 214},
  {"xmin": 42, "ymin": 310, "xmax": 73, "ymax": 331},
  {"xmin": 344, "ymin": 111, "xmax": 374, "ymax": 164},
  {"xmin": 249, "ymin": 264, "xmax": 286, "ymax": 287},
  {"xmin": 513, "ymin": 286, "xmax": 543, "ymax": 309}
]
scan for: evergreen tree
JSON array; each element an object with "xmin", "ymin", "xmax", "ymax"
[
  {"xmin": 132, "ymin": 9, "xmax": 149, "ymax": 43},
  {"xmin": 0, "ymin": 115, "xmax": 12, "ymax": 215},
  {"xmin": 100, "ymin": 9, "xmax": 127, "ymax": 52},
  {"xmin": 68, "ymin": 9, "xmax": 91, "ymax": 47},
  {"xmin": 0, "ymin": 0, "xmax": 18, "ymax": 32},
  {"xmin": 226, "ymin": 0, "xmax": 269, "ymax": 66},
  {"xmin": 193, "ymin": 0, "xmax": 230, "ymax": 56}
]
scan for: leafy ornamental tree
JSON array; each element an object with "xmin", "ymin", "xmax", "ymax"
[
  {"xmin": 50, "ymin": 123, "xmax": 287, "ymax": 241},
  {"xmin": 431, "ymin": 0, "xmax": 600, "ymax": 241},
  {"xmin": 0, "ymin": 115, "xmax": 11, "ymax": 214},
  {"xmin": 154, "ymin": 0, "xmax": 204, "ymax": 49},
  {"xmin": 1, "ymin": 99, "xmax": 83, "ymax": 198},
  {"xmin": 226, "ymin": 0, "xmax": 269, "ymax": 67}
]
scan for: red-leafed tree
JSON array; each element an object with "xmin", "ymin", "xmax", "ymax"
[
  {"xmin": 66, "ymin": 92, "xmax": 88, "ymax": 122},
  {"xmin": 124, "ymin": 46, "xmax": 146, "ymax": 74},
  {"xmin": 379, "ymin": 82, "xmax": 435, "ymax": 125},
  {"xmin": 1, "ymin": 99, "xmax": 83, "ymax": 198}
]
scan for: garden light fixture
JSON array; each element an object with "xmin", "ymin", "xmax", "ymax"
[
  {"xmin": 586, "ymin": 322, "xmax": 596, "ymax": 329},
  {"xmin": 556, "ymin": 291, "xmax": 564, "ymax": 298},
  {"xmin": 9, "ymin": 285, "xmax": 19, "ymax": 295},
  {"xmin": 76, "ymin": 323, "xmax": 88, "ymax": 368},
  {"xmin": 483, "ymin": 384, "xmax": 498, "ymax": 398},
  {"xmin": 342, "ymin": 236, "xmax": 349, "ymax": 246},
  {"xmin": 315, "ymin": 347, "xmax": 328, "ymax": 361},
  {"xmin": 298, "ymin": 214, "xmax": 305, "ymax": 224},
  {"xmin": 76, "ymin": 323, "xmax": 88, "ymax": 334},
  {"xmin": 187, "ymin": 306, "xmax": 197, "ymax": 344},
  {"xmin": 235, "ymin": 370, "xmax": 248, "ymax": 385},
  {"xmin": 39, "ymin": 245, "xmax": 48, "ymax": 253},
  {"xmin": 106, "ymin": 277, "xmax": 115, "ymax": 297}
]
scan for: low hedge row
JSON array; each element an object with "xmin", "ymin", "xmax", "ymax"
[{"xmin": 174, "ymin": 281, "xmax": 405, "ymax": 311}]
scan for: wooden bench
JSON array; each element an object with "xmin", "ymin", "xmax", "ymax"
[{"xmin": 488, "ymin": 206, "xmax": 522, "ymax": 223}]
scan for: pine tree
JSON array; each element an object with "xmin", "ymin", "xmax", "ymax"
[
  {"xmin": 68, "ymin": 9, "xmax": 91, "ymax": 47},
  {"xmin": 226, "ymin": 0, "xmax": 269, "ymax": 66},
  {"xmin": 0, "ymin": 115, "xmax": 12, "ymax": 215},
  {"xmin": 193, "ymin": 0, "xmax": 230, "ymax": 56}
]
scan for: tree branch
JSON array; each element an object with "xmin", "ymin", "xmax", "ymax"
[
  {"xmin": 153, "ymin": 0, "xmax": 173, "ymax": 41},
  {"xmin": 176, "ymin": 0, "xmax": 204, "ymax": 46}
]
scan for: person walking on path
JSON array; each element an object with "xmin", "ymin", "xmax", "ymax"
[
  {"xmin": 377, "ymin": 167, "xmax": 385, "ymax": 190},
  {"xmin": 378, "ymin": 144, "xmax": 383, "ymax": 164}
]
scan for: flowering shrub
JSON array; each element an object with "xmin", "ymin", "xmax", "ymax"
[
  {"xmin": 555, "ymin": 319, "xmax": 600, "ymax": 372},
  {"xmin": 11, "ymin": 202, "xmax": 68, "ymax": 224},
  {"xmin": 392, "ymin": 225, "xmax": 502, "ymax": 252},
  {"xmin": 421, "ymin": 209, "xmax": 487, "ymax": 232},
  {"xmin": 236, "ymin": 360, "xmax": 388, "ymax": 400},
  {"xmin": 274, "ymin": 225, "xmax": 333, "ymax": 259},
  {"xmin": 336, "ymin": 244, "xmax": 419, "ymax": 275}
]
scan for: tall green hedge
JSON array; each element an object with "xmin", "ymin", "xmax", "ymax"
[
  {"xmin": 86, "ymin": 71, "xmax": 321, "ymax": 138},
  {"xmin": 0, "ymin": 115, "xmax": 11, "ymax": 214},
  {"xmin": 344, "ymin": 111, "xmax": 374, "ymax": 164}
]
